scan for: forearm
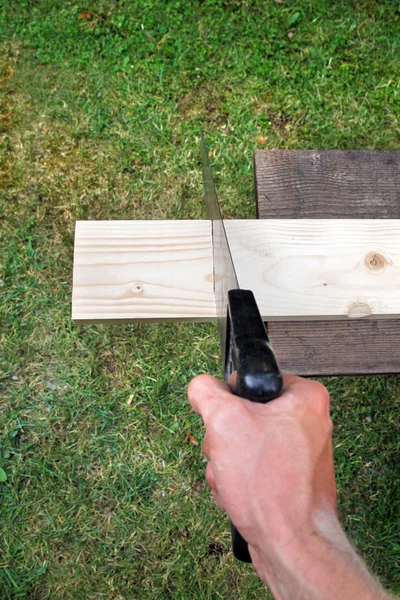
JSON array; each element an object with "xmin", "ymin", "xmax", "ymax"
[{"xmin": 252, "ymin": 510, "xmax": 391, "ymax": 600}]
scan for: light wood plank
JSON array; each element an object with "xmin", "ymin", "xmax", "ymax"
[
  {"xmin": 72, "ymin": 220, "xmax": 215, "ymax": 323},
  {"xmin": 227, "ymin": 219, "xmax": 400, "ymax": 321},
  {"xmin": 72, "ymin": 219, "xmax": 400, "ymax": 323}
]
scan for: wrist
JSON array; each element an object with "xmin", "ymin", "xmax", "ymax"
[{"xmin": 251, "ymin": 510, "xmax": 388, "ymax": 600}]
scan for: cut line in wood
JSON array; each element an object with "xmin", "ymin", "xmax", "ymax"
[{"xmin": 72, "ymin": 219, "xmax": 400, "ymax": 323}]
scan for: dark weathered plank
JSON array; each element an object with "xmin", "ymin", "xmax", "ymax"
[
  {"xmin": 268, "ymin": 320, "xmax": 400, "ymax": 376},
  {"xmin": 255, "ymin": 150, "xmax": 400, "ymax": 375},
  {"xmin": 254, "ymin": 150, "xmax": 400, "ymax": 219}
]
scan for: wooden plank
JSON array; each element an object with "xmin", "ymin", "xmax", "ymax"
[
  {"xmin": 266, "ymin": 320, "xmax": 400, "ymax": 376},
  {"xmin": 254, "ymin": 150, "xmax": 400, "ymax": 219},
  {"xmin": 73, "ymin": 218, "xmax": 400, "ymax": 323},
  {"xmin": 72, "ymin": 220, "xmax": 215, "ymax": 323},
  {"xmin": 254, "ymin": 149, "xmax": 400, "ymax": 375},
  {"xmin": 227, "ymin": 219, "xmax": 400, "ymax": 320}
]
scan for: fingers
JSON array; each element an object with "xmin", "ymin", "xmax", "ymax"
[
  {"xmin": 227, "ymin": 372, "xmax": 304, "ymax": 394},
  {"xmin": 282, "ymin": 374, "xmax": 331, "ymax": 415},
  {"xmin": 202, "ymin": 431, "xmax": 211, "ymax": 460},
  {"xmin": 211, "ymin": 488, "xmax": 224, "ymax": 510},
  {"xmin": 282, "ymin": 373, "xmax": 304, "ymax": 389},
  {"xmin": 227, "ymin": 372, "xmax": 321, "ymax": 399},
  {"xmin": 188, "ymin": 371, "xmax": 330, "ymax": 429},
  {"xmin": 206, "ymin": 462, "xmax": 225, "ymax": 510},
  {"xmin": 227, "ymin": 371, "xmax": 329, "ymax": 413},
  {"xmin": 192, "ymin": 372, "xmax": 304, "ymax": 409},
  {"xmin": 205, "ymin": 461, "xmax": 216, "ymax": 491},
  {"xmin": 227, "ymin": 371, "xmax": 237, "ymax": 393}
]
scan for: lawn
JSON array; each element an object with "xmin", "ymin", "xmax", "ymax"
[{"xmin": 0, "ymin": 0, "xmax": 399, "ymax": 598}]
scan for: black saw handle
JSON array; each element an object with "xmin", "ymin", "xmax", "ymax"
[{"xmin": 225, "ymin": 289, "xmax": 283, "ymax": 563}]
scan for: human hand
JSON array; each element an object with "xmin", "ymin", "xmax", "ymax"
[
  {"xmin": 188, "ymin": 373, "xmax": 336, "ymax": 567},
  {"xmin": 188, "ymin": 374, "xmax": 392, "ymax": 600}
]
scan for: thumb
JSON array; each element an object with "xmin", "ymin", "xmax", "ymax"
[{"xmin": 188, "ymin": 374, "xmax": 239, "ymax": 425}]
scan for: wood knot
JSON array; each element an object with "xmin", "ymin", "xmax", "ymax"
[
  {"xmin": 364, "ymin": 251, "xmax": 387, "ymax": 273},
  {"xmin": 132, "ymin": 282, "xmax": 144, "ymax": 294},
  {"xmin": 347, "ymin": 299, "xmax": 373, "ymax": 319}
]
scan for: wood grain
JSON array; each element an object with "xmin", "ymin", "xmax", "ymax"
[
  {"xmin": 254, "ymin": 150, "xmax": 400, "ymax": 219},
  {"xmin": 268, "ymin": 320, "xmax": 400, "ymax": 375},
  {"xmin": 72, "ymin": 220, "xmax": 215, "ymax": 323},
  {"xmin": 227, "ymin": 219, "xmax": 400, "ymax": 320},
  {"xmin": 254, "ymin": 149, "xmax": 400, "ymax": 375},
  {"xmin": 73, "ymin": 218, "xmax": 400, "ymax": 324}
]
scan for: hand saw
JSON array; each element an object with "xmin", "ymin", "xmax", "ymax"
[{"xmin": 200, "ymin": 134, "xmax": 283, "ymax": 563}]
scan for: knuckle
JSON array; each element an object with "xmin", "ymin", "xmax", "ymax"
[
  {"xmin": 282, "ymin": 390, "xmax": 303, "ymax": 411},
  {"xmin": 202, "ymin": 435, "xmax": 211, "ymax": 459},
  {"xmin": 284, "ymin": 380, "xmax": 331, "ymax": 420},
  {"xmin": 310, "ymin": 381, "xmax": 331, "ymax": 415},
  {"xmin": 205, "ymin": 463, "xmax": 215, "ymax": 488},
  {"xmin": 211, "ymin": 399, "xmax": 244, "ymax": 433}
]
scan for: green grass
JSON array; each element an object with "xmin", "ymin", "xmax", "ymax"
[{"xmin": 0, "ymin": 0, "xmax": 399, "ymax": 597}]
